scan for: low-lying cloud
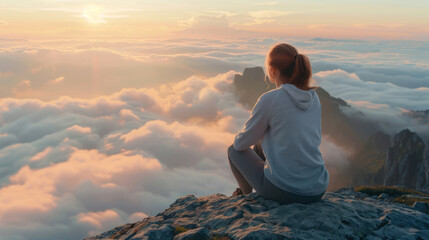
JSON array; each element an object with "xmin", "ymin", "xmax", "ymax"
[
  {"xmin": 2, "ymin": 37, "xmax": 428, "ymax": 101},
  {"xmin": 314, "ymin": 69, "xmax": 429, "ymax": 110},
  {"xmin": 1, "ymin": 37, "xmax": 428, "ymax": 239},
  {"xmin": 0, "ymin": 68, "xmax": 357, "ymax": 239},
  {"xmin": 314, "ymin": 68, "xmax": 429, "ymax": 140},
  {"xmin": 0, "ymin": 71, "xmax": 250, "ymax": 240}
]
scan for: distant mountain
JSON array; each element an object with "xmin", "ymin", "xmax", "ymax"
[
  {"xmin": 233, "ymin": 66, "xmax": 275, "ymax": 109},
  {"xmin": 353, "ymin": 129, "xmax": 429, "ymax": 192},
  {"xmin": 350, "ymin": 131, "xmax": 391, "ymax": 186},
  {"xmin": 405, "ymin": 109, "xmax": 429, "ymax": 124},
  {"xmin": 315, "ymin": 87, "xmax": 380, "ymax": 151}
]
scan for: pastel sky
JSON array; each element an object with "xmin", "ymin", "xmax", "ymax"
[{"xmin": 1, "ymin": 0, "xmax": 428, "ymax": 40}]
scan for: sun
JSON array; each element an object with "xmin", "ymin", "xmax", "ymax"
[{"xmin": 83, "ymin": 5, "xmax": 104, "ymax": 23}]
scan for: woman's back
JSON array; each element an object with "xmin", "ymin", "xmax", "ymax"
[
  {"xmin": 260, "ymin": 83, "xmax": 329, "ymax": 196},
  {"xmin": 229, "ymin": 42, "xmax": 328, "ymax": 202}
]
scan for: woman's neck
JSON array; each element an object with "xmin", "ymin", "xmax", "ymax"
[{"xmin": 275, "ymin": 77, "xmax": 288, "ymax": 88}]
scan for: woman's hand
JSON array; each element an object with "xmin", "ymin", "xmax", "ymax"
[{"xmin": 253, "ymin": 140, "xmax": 266, "ymax": 161}]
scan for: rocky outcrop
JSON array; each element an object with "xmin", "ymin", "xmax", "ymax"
[
  {"xmin": 233, "ymin": 66, "xmax": 275, "ymax": 109},
  {"xmin": 351, "ymin": 131, "xmax": 391, "ymax": 186},
  {"xmin": 383, "ymin": 129, "xmax": 427, "ymax": 190},
  {"xmin": 352, "ymin": 129, "xmax": 429, "ymax": 192},
  {"xmin": 85, "ymin": 188, "xmax": 429, "ymax": 240}
]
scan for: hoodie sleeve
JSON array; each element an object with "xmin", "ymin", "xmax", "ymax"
[{"xmin": 233, "ymin": 94, "xmax": 270, "ymax": 151}]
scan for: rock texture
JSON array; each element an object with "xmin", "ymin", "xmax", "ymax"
[
  {"xmin": 351, "ymin": 131, "xmax": 391, "ymax": 186},
  {"xmin": 384, "ymin": 129, "xmax": 427, "ymax": 189},
  {"xmin": 85, "ymin": 187, "xmax": 429, "ymax": 240},
  {"xmin": 352, "ymin": 129, "xmax": 429, "ymax": 192}
]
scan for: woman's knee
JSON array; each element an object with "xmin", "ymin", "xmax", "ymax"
[{"xmin": 227, "ymin": 144, "xmax": 236, "ymax": 157}]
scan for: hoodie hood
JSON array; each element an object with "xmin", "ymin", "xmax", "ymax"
[{"xmin": 281, "ymin": 83, "xmax": 316, "ymax": 110}]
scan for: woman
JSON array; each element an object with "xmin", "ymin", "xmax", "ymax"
[{"xmin": 227, "ymin": 43, "xmax": 329, "ymax": 204}]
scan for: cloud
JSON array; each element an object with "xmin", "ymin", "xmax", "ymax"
[
  {"xmin": 1, "ymin": 66, "xmax": 372, "ymax": 238},
  {"xmin": 251, "ymin": 1, "xmax": 279, "ymax": 6},
  {"xmin": 313, "ymin": 68, "xmax": 429, "ymax": 141},
  {"xmin": 352, "ymin": 23, "xmax": 406, "ymax": 29},
  {"xmin": 0, "ymin": 71, "xmax": 246, "ymax": 239},
  {"xmin": 202, "ymin": 10, "xmax": 239, "ymax": 17},
  {"xmin": 320, "ymin": 138, "xmax": 353, "ymax": 190},
  {"xmin": 174, "ymin": 14, "xmax": 260, "ymax": 39},
  {"xmin": 29, "ymin": 146, "xmax": 52, "ymax": 162},
  {"xmin": 313, "ymin": 69, "xmax": 429, "ymax": 110},
  {"xmin": 0, "ymin": 40, "xmax": 255, "ymax": 100},
  {"xmin": 49, "ymin": 76, "xmax": 64, "ymax": 84},
  {"xmin": 1, "ymin": 36, "xmax": 429, "ymax": 239},
  {"xmin": 248, "ymin": 10, "xmax": 291, "ymax": 19},
  {"xmin": 77, "ymin": 209, "xmax": 122, "ymax": 230},
  {"xmin": 119, "ymin": 120, "xmax": 235, "ymax": 168},
  {"xmin": 0, "ymin": 148, "xmax": 164, "ymax": 239},
  {"xmin": 11, "ymin": 80, "xmax": 31, "ymax": 96},
  {"xmin": 2, "ymin": 38, "xmax": 426, "ymax": 101},
  {"xmin": 0, "ymin": 71, "xmax": 13, "ymax": 78},
  {"xmin": 236, "ymin": 10, "xmax": 292, "ymax": 26}
]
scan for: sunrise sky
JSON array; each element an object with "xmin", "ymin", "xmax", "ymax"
[
  {"xmin": 1, "ymin": 1, "xmax": 429, "ymax": 240},
  {"xmin": 1, "ymin": 0, "xmax": 428, "ymax": 40}
]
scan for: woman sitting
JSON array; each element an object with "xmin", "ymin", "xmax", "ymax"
[{"xmin": 227, "ymin": 43, "xmax": 329, "ymax": 204}]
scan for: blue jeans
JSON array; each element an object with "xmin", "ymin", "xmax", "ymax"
[{"xmin": 227, "ymin": 144, "xmax": 325, "ymax": 204}]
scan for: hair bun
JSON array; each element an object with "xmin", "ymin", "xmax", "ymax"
[{"xmin": 265, "ymin": 43, "xmax": 314, "ymax": 90}]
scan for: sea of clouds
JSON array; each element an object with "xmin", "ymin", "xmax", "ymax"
[{"xmin": 1, "ymin": 37, "xmax": 428, "ymax": 239}]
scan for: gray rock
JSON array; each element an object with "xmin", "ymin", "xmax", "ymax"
[
  {"xmin": 173, "ymin": 227, "xmax": 209, "ymax": 240},
  {"xmin": 85, "ymin": 191, "xmax": 429, "ymax": 240},
  {"xmin": 169, "ymin": 218, "xmax": 197, "ymax": 230},
  {"xmin": 350, "ymin": 129, "xmax": 429, "ymax": 193},
  {"xmin": 354, "ymin": 191, "xmax": 368, "ymax": 200},
  {"xmin": 334, "ymin": 186, "xmax": 355, "ymax": 195},
  {"xmin": 377, "ymin": 193, "xmax": 391, "ymax": 200},
  {"xmin": 412, "ymin": 201, "xmax": 429, "ymax": 214},
  {"xmin": 130, "ymin": 224, "xmax": 174, "ymax": 240}
]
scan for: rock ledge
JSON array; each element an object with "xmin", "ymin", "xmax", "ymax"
[{"xmin": 85, "ymin": 187, "xmax": 429, "ymax": 240}]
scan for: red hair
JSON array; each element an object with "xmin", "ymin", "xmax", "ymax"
[{"xmin": 264, "ymin": 43, "xmax": 316, "ymax": 90}]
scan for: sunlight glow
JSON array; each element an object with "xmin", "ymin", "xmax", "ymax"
[{"xmin": 83, "ymin": 5, "xmax": 104, "ymax": 23}]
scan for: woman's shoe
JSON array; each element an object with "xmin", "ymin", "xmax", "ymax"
[{"xmin": 232, "ymin": 187, "xmax": 243, "ymax": 196}]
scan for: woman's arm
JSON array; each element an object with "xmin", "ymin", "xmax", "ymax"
[{"xmin": 233, "ymin": 95, "xmax": 270, "ymax": 151}]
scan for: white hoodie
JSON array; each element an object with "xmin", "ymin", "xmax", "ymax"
[{"xmin": 233, "ymin": 83, "xmax": 329, "ymax": 196}]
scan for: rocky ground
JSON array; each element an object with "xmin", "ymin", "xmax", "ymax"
[{"xmin": 85, "ymin": 187, "xmax": 429, "ymax": 240}]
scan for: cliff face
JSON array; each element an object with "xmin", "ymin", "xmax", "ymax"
[
  {"xmin": 233, "ymin": 66, "xmax": 275, "ymax": 109},
  {"xmin": 315, "ymin": 87, "xmax": 379, "ymax": 151},
  {"xmin": 352, "ymin": 129, "xmax": 429, "ymax": 192},
  {"xmin": 84, "ymin": 188, "xmax": 429, "ymax": 240},
  {"xmin": 383, "ymin": 129, "xmax": 427, "ymax": 190},
  {"xmin": 351, "ymin": 131, "xmax": 391, "ymax": 186}
]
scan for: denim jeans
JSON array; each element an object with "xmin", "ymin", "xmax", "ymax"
[{"xmin": 227, "ymin": 143, "xmax": 325, "ymax": 204}]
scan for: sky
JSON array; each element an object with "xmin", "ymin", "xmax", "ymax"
[
  {"xmin": 1, "ymin": 0, "xmax": 429, "ymax": 40},
  {"xmin": 1, "ymin": 1, "xmax": 429, "ymax": 240}
]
